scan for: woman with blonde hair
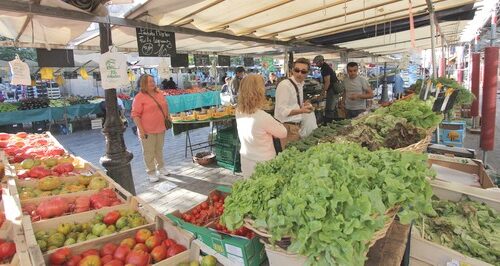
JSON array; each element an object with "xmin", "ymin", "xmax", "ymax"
[
  {"xmin": 236, "ymin": 74, "xmax": 287, "ymax": 178},
  {"xmin": 131, "ymin": 74, "xmax": 170, "ymax": 182}
]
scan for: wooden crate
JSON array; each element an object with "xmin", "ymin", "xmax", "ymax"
[
  {"xmin": 410, "ymin": 182, "xmax": 500, "ymax": 266},
  {"xmin": 23, "ymin": 197, "xmax": 159, "ymax": 257},
  {"xmin": 0, "ymin": 221, "xmax": 32, "ymax": 266},
  {"xmin": 428, "ymin": 154, "xmax": 496, "ymax": 189},
  {"xmin": 34, "ymin": 212, "xmax": 197, "ymax": 266}
]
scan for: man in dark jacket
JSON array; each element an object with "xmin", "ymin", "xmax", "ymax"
[{"xmin": 313, "ymin": 55, "xmax": 338, "ymax": 123}]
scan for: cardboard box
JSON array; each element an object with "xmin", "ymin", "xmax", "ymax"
[
  {"xmin": 166, "ymin": 186, "xmax": 267, "ymax": 266},
  {"xmin": 428, "ymin": 154, "xmax": 496, "ymax": 189},
  {"xmin": 410, "ymin": 182, "xmax": 500, "ymax": 266}
]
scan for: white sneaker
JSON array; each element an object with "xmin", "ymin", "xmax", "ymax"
[
  {"xmin": 158, "ymin": 167, "xmax": 170, "ymax": 176},
  {"xmin": 148, "ymin": 173, "xmax": 159, "ymax": 183}
]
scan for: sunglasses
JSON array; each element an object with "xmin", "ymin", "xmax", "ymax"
[{"xmin": 293, "ymin": 68, "xmax": 308, "ymax": 74}]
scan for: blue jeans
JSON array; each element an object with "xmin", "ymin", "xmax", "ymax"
[{"xmin": 346, "ymin": 109, "xmax": 365, "ymax": 119}]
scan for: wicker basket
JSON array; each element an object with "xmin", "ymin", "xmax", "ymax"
[
  {"xmin": 244, "ymin": 206, "xmax": 399, "ymax": 251},
  {"xmin": 193, "ymin": 151, "xmax": 216, "ymax": 166},
  {"xmin": 395, "ymin": 127, "xmax": 435, "ymax": 153}
]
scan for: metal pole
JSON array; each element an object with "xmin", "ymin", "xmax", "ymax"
[
  {"xmin": 98, "ymin": 23, "xmax": 136, "ymax": 195},
  {"xmin": 426, "ymin": 0, "xmax": 437, "ymax": 79},
  {"xmin": 381, "ymin": 62, "xmax": 389, "ymax": 103}
]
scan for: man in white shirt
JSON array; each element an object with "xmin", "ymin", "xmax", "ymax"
[{"xmin": 274, "ymin": 58, "xmax": 314, "ymax": 148}]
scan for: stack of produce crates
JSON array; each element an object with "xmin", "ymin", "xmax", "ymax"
[{"xmin": 214, "ymin": 126, "xmax": 240, "ymax": 172}]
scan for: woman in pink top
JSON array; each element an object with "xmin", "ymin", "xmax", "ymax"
[
  {"xmin": 236, "ymin": 74, "xmax": 287, "ymax": 178},
  {"xmin": 131, "ymin": 74, "xmax": 169, "ymax": 182}
]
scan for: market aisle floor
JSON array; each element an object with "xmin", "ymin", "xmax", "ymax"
[{"xmin": 54, "ymin": 126, "xmax": 242, "ymax": 214}]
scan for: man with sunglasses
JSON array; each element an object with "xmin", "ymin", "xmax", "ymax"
[
  {"xmin": 274, "ymin": 58, "xmax": 314, "ymax": 148},
  {"xmin": 343, "ymin": 62, "xmax": 373, "ymax": 118}
]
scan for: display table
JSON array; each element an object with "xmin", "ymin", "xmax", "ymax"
[
  {"xmin": 123, "ymin": 91, "xmax": 222, "ymax": 113},
  {"xmin": 0, "ymin": 104, "xmax": 103, "ymax": 126},
  {"xmin": 172, "ymin": 117, "xmax": 235, "ymax": 159}
]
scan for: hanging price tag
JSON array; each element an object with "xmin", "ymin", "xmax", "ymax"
[{"xmin": 440, "ymin": 88, "xmax": 454, "ymax": 111}]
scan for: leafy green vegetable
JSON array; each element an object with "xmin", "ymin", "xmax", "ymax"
[
  {"xmin": 415, "ymin": 197, "xmax": 500, "ymax": 265},
  {"xmin": 221, "ymin": 143, "xmax": 435, "ymax": 265},
  {"xmin": 375, "ymin": 97, "xmax": 443, "ymax": 129}
]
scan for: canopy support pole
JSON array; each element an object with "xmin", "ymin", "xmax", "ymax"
[
  {"xmin": 426, "ymin": 0, "xmax": 437, "ymax": 79},
  {"xmin": 98, "ymin": 23, "xmax": 136, "ymax": 195}
]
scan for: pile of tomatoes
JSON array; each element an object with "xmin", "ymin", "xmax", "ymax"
[
  {"xmin": 213, "ymin": 220, "xmax": 255, "ymax": 239},
  {"xmin": 181, "ymin": 193, "xmax": 225, "ymax": 226}
]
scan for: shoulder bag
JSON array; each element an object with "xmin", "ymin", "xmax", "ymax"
[{"xmin": 146, "ymin": 93, "xmax": 172, "ymax": 130}]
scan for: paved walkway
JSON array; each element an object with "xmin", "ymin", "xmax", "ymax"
[{"xmin": 55, "ymin": 125, "xmax": 242, "ymax": 214}]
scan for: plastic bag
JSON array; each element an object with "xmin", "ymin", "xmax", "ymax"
[{"xmin": 300, "ymin": 112, "xmax": 318, "ymax": 137}]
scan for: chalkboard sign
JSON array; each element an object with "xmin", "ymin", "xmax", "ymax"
[
  {"xmin": 194, "ymin": 54, "xmax": 210, "ymax": 66},
  {"xmin": 243, "ymin": 57, "xmax": 254, "ymax": 67},
  {"xmin": 36, "ymin": 49, "xmax": 75, "ymax": 67},
  {"xmin": 218, "ymin": 55, "xmax": 230, "ymax": 66},
  {"xmin": 171, "ymin": 53, "xmax": 189, "ymax": 67},
  {"xmin": 136, "ymin": 28, "xmax": 176, "ymax": 57}
]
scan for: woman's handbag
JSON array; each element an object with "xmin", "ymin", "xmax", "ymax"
[{"xmin": 147, "ymin": 93, "xmax": 172, "ymax": 130}]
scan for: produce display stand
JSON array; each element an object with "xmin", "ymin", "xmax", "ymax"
[
  {"xmin": 0, "ymin": 131, "xmax": 203, "ymax": 266},
  {"xmin": 409, "ymin": 182, "xmax": 500, "ymax": 266},
  {"xmin": 172, "ymin": 117, "xmax": 236, "ymax": 159}
]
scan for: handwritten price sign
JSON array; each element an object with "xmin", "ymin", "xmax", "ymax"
[{"xmin": 136, "ymin": 28, "xmax": 176, "ymax": 57}]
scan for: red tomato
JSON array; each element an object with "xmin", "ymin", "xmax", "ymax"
[
  {"xmin": 0, "ymin": 241, "xmax": 15, "ymax": 259},
  {"xmin": 101, "ymin": 254, "xmax": 113, "ymax": 264},
  {"xmin": 15, "ymin": 132, "xmax": 27, "ymax": 139},
  {"xmin": 81, "ymin": 249, "xmax": 100, "ymax": 258},
  {"xmin": 162, "ymin": 239, "xmax": 177, "ymax": 249},
  {"xmin": 79, "ymin": 255, "xmax": 101, "ymax": 266},
  {"xmin": 211, "ymin": 194, "xmax": 220, "ymax": 202},
  {"xmin": 166, "ymin": 244, "xmax": 186, "ymax": 258},
  {"xmin": 49, "ymin": 248, "xmax": 71, "ymax": 265},
  {"xmin": 0, "ymin": 133, "xmax": 10, "ymax": 141},
  {"xmin": 145, "ymin": 236, "xmax": 162, "ymax": 251},
  {"xmin": 65, "ymin": 255, "xmax": 82, "ymax": 266},
  {"xmin": 150, "ymin": 245, "xmax": 168, "ymax": 263},
  {"xmin": 135, "ymin": 229, "xmax": 152, "ymax": 244},
  {"xmin": 104, "ymin": 259, "xmax": 124, "ymax": 266},
  {"xmin": 103, "ymin": 210, "xmax": 121, "ymax": 225},
  {"xmin": 125, "ymin": 250, "xmax": 150, "ymax": 266},
  {"xmin": 132, "ymin": 243, "xmax": 148, "ymax": 253},
  {"xmin": 113, "ymin": 245, "xmax": 130, "ymax": 262},
  {"xmin": 153, "ymin": 229, "xmax": 168, "ymax": 242},
  {"xmin": 200, "ymin": 202, "xmax": 209, "ymax": 210},
  {"xmin": 100, "ymin": 243, "xmax": 118, "ymax": 257}
]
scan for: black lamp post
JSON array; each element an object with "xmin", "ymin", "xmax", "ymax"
[{"xmin": 98, "ymin": 23, "xmax": 136, "ymax": 195}]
